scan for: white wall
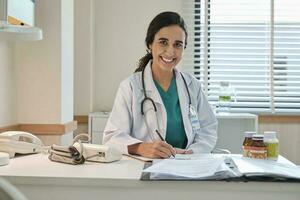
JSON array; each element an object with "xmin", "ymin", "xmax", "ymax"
[
  {"xmin": 74, "ymin": 0, "xmax": 94, "ymax": 115},
  {"xmin": 74, "ymin": 0, "xmax": 183, "ymax": 114},
  {"xmin": 14, "ymin": 0, "xmax": 74, "ymax": 125},
  {"xmin": 14, "ymin": 0, "xmax": 61, "ymax": 123},
  {"xmin": 0, "ymin": 41, "xmax": 16, "ymax": 126}
]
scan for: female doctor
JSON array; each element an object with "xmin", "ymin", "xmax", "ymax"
[{"xmin": 103, "ymin": 11, "xmax": 217, "ymax": 158}]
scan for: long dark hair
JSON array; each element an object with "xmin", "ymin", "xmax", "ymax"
[{"xmin": 134, "ymin": 11, "xmax": 188, "ymax": 73}]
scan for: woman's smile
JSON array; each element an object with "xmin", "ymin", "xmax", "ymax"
[{"xmin": 160, "ymin": 56, "xmax": 176, "ymax": 64}]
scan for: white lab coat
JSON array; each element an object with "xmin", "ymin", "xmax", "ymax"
[{"xmin": 103, "ymin": 63, "xmax": 218, "ymax": 154}]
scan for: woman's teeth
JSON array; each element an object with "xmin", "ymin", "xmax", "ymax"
[{"xmin": 162, "ymin": 57, "xmax": 174, "ymax": 63}]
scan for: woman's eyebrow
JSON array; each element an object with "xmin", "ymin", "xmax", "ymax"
[
  {"xmin": 158, "ymin": 38, "xmax": 183, "ymax": 44},
  {"xmin": 175, "ymin": 40, "xmax": 183, "ymax": 44},
  {"xmin": 158, "ymin": 37, "xmax": 168, "ymax": 41}
]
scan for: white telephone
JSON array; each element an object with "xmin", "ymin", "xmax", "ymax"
[{"xmin": 0, "ymin": 131, "xmax": 43, "ymax": 158}]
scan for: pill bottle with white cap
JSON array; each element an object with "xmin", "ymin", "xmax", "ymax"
[{"xmin": 263, "ymin": 131, "xmax": 279, "ymax": 160}]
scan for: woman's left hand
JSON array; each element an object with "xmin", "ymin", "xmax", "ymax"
[{"xmin": 175, "ymin": 148, "xmax": 193, "ymax": 154}]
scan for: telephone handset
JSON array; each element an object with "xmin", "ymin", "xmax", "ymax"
[{"xmin": 0, "ymin": 131, "xmax": 43, "ymax": 158}]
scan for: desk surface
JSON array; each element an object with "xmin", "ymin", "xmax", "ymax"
[
  {"xmin": 0, "ymin": 154, "xmax": 143, "ymax": 180},
  {"xmin": 0, "ymin": 154, "xmax": 299, "ymax": 200}
]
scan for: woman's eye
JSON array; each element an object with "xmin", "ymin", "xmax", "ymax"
[
  {"xmin": 175, "ymin": 43, "xmax": 183, "ymax": 48},
  {"xmin": 159, "ymin": 40, "xmax": 168, "ymax": 46}
]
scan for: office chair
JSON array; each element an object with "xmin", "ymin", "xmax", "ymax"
[{"xmin": 0, "ymin": 178, "xmax": 28, "ymax": 200}]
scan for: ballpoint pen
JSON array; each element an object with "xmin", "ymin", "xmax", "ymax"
[{"xmin": 155, "ymin": 130, "xmax": 176, "ymax": 158}]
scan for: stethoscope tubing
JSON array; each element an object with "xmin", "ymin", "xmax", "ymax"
[{"xmin": 141, "ymin": 66, "xmax": 191, "ymax": 116}]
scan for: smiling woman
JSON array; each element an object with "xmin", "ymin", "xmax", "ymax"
[
  {"xmin": 102, "ymin": 11, "xmax": 218, "ymax": 159},
  {"xmin": 150, "ymin": 25, "xmax": 185, "ymax": 91}
]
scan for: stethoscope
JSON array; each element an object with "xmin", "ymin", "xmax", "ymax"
[
  {"xmin": 140, "ymin": 66, "xmax": 191, "ymax": 116},
  {"xmin": 140, "ymin": 65, "xmax": 203, "ymax": 142}
]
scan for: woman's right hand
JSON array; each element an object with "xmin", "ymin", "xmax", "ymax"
[{"xmin": 128, "ymin": 141, "xmax": 176, "ymax": 159}]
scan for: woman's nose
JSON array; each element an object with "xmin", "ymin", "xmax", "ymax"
[{"xmin": 165, "ymin": 45, "xmax": 175, "ymax": 56}]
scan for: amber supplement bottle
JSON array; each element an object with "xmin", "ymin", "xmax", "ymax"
[
  {"xmin": 249, "ymin": 134, "xmax": 267, "ymax": 159},
  {"xmin": 242, "ymin": 131, "xmax": 255, "ymax": 157}
]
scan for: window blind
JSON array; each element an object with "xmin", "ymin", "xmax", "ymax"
[{"xmin": 182, "ymin": 0, "xmax": 300, "ymax": 114}]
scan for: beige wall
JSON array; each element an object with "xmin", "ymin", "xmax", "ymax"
[
  {"xmin": 14, "ymin": 0, "xmax": 73, "ymax": 124},
  {"xmin": 74, "ymin": 0, "xmax": 183, "ymax": 115},
  {"xmin": 0, "ymin": 0, "xmax": 74, "ymax": 145},
  {"xmin": 0, "ymin": 41, "xmax": 17, "ymax": 126},
  {"xmin": 74, "ymin": 0, "xmax": 94, "ymax": 115}
]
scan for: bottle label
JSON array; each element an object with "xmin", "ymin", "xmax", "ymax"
[
  {"xmin": 249, "ymin": 147, "xmax": 267, "ymax": 159},
  {"xmin": 266, "ymin": 143, "xmax": 279, "ymax": 159},
  {"xmin": 242, "ymin": 146, "xmax": 252, "ymax": 157}
]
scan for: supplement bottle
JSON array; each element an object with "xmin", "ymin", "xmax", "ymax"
[
  {"xmin": 249, "ymin": 134, "xmax": 267, "ymax": 159},
  {"xmin": 242, "ymin": 131, "xmax": 255, "ymax": 157},
  {"xmin": 218, "ymin": 81, "xmax": 234, "ymax": 113},
  {"xmin": 264, "ymin": 131, "xmax": 279, "ymax": 160}
]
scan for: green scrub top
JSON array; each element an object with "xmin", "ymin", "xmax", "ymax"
[{"xmin": 154, "ymin": 77, "xmax": 187, "ymax": 149}]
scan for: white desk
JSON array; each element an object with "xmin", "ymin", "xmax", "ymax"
[{"xmin": 0, "ymin": 154, "xmax": 299, "ymax": 200}]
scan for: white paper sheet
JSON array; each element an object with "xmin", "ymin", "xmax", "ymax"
[
  {"xmin": 231, "ymin": 156, "xmax": 300, "ymax": 179},
  {"xmin": 143, "ymin": 155, "xmax": 227, "ymax": 179}
]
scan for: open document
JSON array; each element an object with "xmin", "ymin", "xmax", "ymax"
[
  {"xmin": 230, "ymin": 156, "xmax": 300, "ymax": 180},
  {"xmin": 142, "ymin": 154, "xmax": 300, "ymax": 181},
  {"xmin": 143, "ymin": 154, "xmax": 240, "ymax": 180}
]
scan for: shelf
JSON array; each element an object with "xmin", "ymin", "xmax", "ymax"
[{"xmin": 0, "ymin": 22, "xmax": 42, "ymax": 41}]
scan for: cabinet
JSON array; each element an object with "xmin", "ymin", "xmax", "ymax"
[
  {"xmin": 216, "ymin": 113, "xmax": 258, "ymax": 153},
  {"xmin": 88, "ymin": 112, "xmax": 110, "ymax": 144},
  {"xmin": 88, "ymin": 112, "xmax": 258, "ymax": 152}
]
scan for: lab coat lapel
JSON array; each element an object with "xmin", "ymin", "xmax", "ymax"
[
  {"xmin": 142, "ymin": 63, "xmax": 167, "ymax": 139},
  {"xmin": 143, "ymin": 63, "xmax": 163, "ymax": 105},
  {"xmin": 174, "ymin": 69, "xmax": 193, "ymax": 146}
]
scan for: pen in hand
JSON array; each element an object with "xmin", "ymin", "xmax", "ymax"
[{"xmin": 155, "ymin": 130, "xmax": 176, "ymax": 158}]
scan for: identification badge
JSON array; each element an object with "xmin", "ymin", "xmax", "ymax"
[{"xmin": 189, "ymin": 105, "xmax": 201, "ymax": 134}]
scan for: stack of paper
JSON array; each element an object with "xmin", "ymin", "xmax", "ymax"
[{"xmin": 142, "ymin": 154, "xmax": 300, "ymax": 181}]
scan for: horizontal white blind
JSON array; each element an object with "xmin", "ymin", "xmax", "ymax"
[
  {"xmin": 273, "ymin": 0, "xmax": 300, "ymax": 113},
  {"xmin": 182, "ymin": 0, "xmax": 300, "ymax": 114}
]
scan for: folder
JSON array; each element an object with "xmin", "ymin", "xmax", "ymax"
[{"xmin": 142, "ymin": 154, "xmax": 300, "ymax": 181}]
